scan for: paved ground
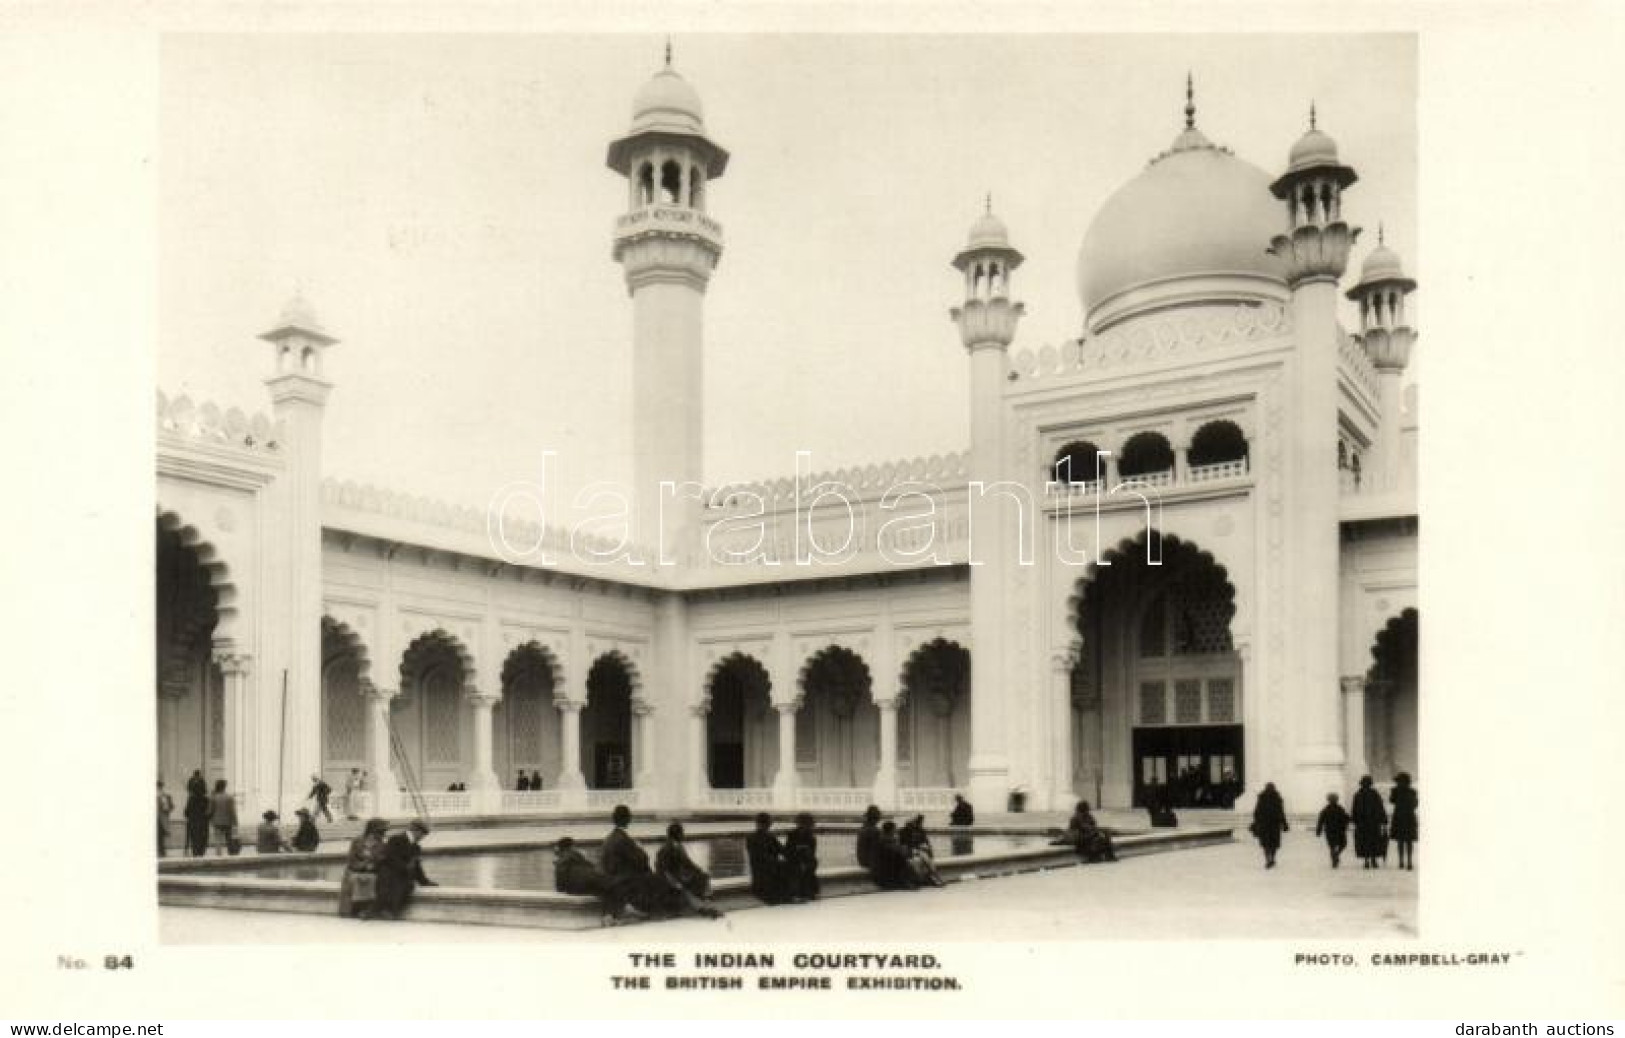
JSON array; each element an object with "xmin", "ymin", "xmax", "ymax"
[{"xmin": 160, "ymin": 829, "xmax": 1417, "ymax": 943}]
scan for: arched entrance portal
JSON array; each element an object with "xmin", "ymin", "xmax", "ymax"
[
  {"xmin": 1366, "ymin": 608, "xmax": 1418, "ymax": 780},
  {"xmin": 320, "ymin": 617, "xmax": 371, "ymax": 791},
  {"xmin": 1072, "ymin": 530, "xmax": 1242, "ymax": 809},
  {"xmin": 495, "ymin": 643, "xmax": 563, "ymax": 789},
  {"xmin": 392, "ymin": 631, "xmax": 472, "ymax": 792},
  {"xmin": 798, "ymin": 646, "xmax": 878, "ymax": 789},
  {"xmin": 899, "ymin": 639, "xmax": 970, "ymax": 788},
  {"xmin": 705, "ymin": 654, "xmax": 776, "ymax": 788},
  {"xmin": 582, "ymin": 653, "xmax": 635, "ymax": 789},
  {"xmin": 156, "ymin": 517, "xmax": 225, "ymax": 793}
]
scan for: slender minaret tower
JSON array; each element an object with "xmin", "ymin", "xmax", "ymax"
[
  {"xmin": 606, "ymin": 46, "xmax": 729, "ymax": 562},
  {"xmin": 260, "ymin": 294, "xmax": 336, "ymax": 810},
  {"xmin": 950, "ymin": 199, "xmax": 1025, "ymax": 813},
  {"xmin": 1347, "ymin": 228, "xmax": 1418, "ymax": 492},
  {"xmin": 1267, "ymin": 107, "xmax": 1360, "ymax": 804}
]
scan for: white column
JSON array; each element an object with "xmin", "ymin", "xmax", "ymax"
[
  {"xmin": 555, "ymin": 699, "xmax": 587, "ymax": 806},
  {"xmin": 873, "ymin": 697, "xmax": 900, "ymax": 811},
  {"xmin": 361, "ymin": 685, "xmax": 398, "ymax": 817},
  {"xmin": 1376, "ymin": 370, "xmax": 1406, "ymax": 492},
  {"xmin": 687, "ymin": 703, "xmax": 709, "ymax": 807},
  {"xmin": 213, "ymin": 649, "xmax": 253, "ymax": 810},
  {"xmin": 1366, "ymin": 679, "xmax": 1393, "ymax": 779},
  {"xmin": 772, "ymin": 700, "xmax": 799, "ymax": 810},
  {"xmin": 966, "ymin": 342, "xmax": 1010, "ymax": 812},
  {"xmin": 1340, "ymin": 676, "xmax": 1369, "ymax": 789},
  {"xmin": 633, "ymin": 700, "xmax": 656, "ymax": 792},
  {"xmin": 1050, "ymin": 652, "xmax": 1075, "ymax": 810},
  {"xmin": 465, "ymin": 690, "xmax": 500, "ymax": 812}
]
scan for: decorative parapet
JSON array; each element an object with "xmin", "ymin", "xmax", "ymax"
[
  {"xmin": 1007, "ymin": 301, "xmax": 1291, "ymax": 383},
  {"xmin": 156, "ymin": 389, "xmax": 284, "ymax": 456},
  {"xmin": 1336, "ymin": 325, "xmax": 1380, "ymax": 399},
  {"xmin": 704, "ymin": 451, "xmax": 971, "ymax": 513}
]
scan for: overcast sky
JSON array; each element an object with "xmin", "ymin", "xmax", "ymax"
[{"xmin": 159, "ymin": 33, "xmax": 1416, "ymax": 515}]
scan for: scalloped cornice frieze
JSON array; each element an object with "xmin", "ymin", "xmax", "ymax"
[
  {"xmin": 1008, "ymin": 301, "xmax": 1291, "ymax": 384},
  {"xmin": 157, "ymin": 389, "xmax": 284, "ymax": 456},
  {"xmin": 705, "ymin": 451, "xmax": 971, "ymax": 512}
]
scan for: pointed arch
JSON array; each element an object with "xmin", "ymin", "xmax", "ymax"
[
  {"xmin": 704, "ymin": 652, "xmax": 776, "ymax": 788},
  {"xmin": 156, "ymin": 506, "xmax": 238, "ymax": 646},
  {"xmin": 501, "ymin": 640, "xmax": 565, "ymax": 699},
  {"xmin": 398, "ymin": 628, "xmax": 476, "ymax": 693}
]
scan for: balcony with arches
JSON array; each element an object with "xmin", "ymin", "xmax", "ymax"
[{"xmin": 1047, "ymin": 419, "xmax": 1251, "ymax": 501}]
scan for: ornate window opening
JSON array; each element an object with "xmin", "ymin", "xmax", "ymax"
[
  {"xmin": 1189, "ymin": 420, "xmax": 1249, "ymax": 468},
  {"xmin": 1118, "ymin": 431, "xmax": 1175, "ymax": 479},
  {"xmin": 1053, "ymin": 441, "xmax": 1107, "ymax": 485},
  {"xmin": 660, "ymin": 160, "xmax": 682, "ymax": 205}
]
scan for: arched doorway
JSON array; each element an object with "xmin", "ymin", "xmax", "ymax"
[
  {"xmin": 705, "ymin": 654, "xmax": 776, "ymax": 789},
  {"xmin": 319, "ymin": 617, "xmax": 371, "ymax": 792},
  {"xmin": 1367, "ymin": 608, "xmax": 1419, "ymax": 780},
  {"xmin": 155, "ymin": 515, "xmax": 226, "ymax": 794},
  {"xmin": 392, "ymin": 631, "xmax": 472, "ymax": 792},
  {"xmin": 1072, "ymin": 530, "xmax": 1241, "ymax": 809},
  {"xmin": 582, "ymin": 653, "xmax": 635, "ymax": 789},
  {"xmin": 899, "ymin": 639, "xmax": 971, "ymax": 788},
  {"xmin": 798, "ymin": 646, "xmax": 878, "ymax": 789},
  {"xmin": 495, "ymin": 642, "xmax": 563, "ymax": 789}
]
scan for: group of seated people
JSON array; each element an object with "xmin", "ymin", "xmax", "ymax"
[
  {"xmin": 742, "ymin": 811, "xmax": 822, "ymax": 905},
  {"xmin": 856, "ymin": 806, "xmax": 948, "ymax": 891},
  {"xmin": 552, "ymin": 805, "xmax": 726, "ymax": 924},
  {"xmin": 337, "ymin": 817, "xmax": 438, "ymax": 921},
  {"xmin": 254, "ymin": 808, "xmax": 322, "ymax": 854}
]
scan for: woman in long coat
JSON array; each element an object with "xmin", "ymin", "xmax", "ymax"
[
  {"xmin": 1251, "ymin": 782, "xmax": 1289, "ymax": 869},
  {"xmin": 338, "ymin": 818, "xmax": 387, "ymax": 918},
  {"xmin": 183, "ymin": 783, "xmax": 211, "ymax": 857},
  {"xmin": 1388, "ymin": 772, "xmax": 1418, "ymax": 870},
  {"xmin": 1350, "ymin": 775, "xmax": 1388, "ymax": 869}
]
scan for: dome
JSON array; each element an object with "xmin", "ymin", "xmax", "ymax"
[
  {"xmin": 1287, "ymin": 127, "xmax": 1340, "ymax": 174},
  {"xmin": 966, "ymin": 211, "xmax": 1010, "ymax": 250},
  {"xmin": 1077, "ymin": 133, "xmax": 1286, "ymax": 332},
  {"xmin": 630, "ymin": 68, "xmax": 704, "ymax": 135},
  {"xmin": 1358, "ymin": 243, "xmax": 1406, "ymax": 283}
]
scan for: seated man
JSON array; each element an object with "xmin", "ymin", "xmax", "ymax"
[
  {"xmin": 255, "ymin": 810, "xmax": 290, "ymax": 854},
  {"xmin": 291, "ymin": 808, "xmax": 321, "ymax": 852},
  {"xmin": 869, "ymin": 821, "xmax": 922, "ymax": 891},
  {"xmin": 600, "ymin": 804, "xmax": 684, "ymax": 920},
  {"xmin": 948, "ymin": 794, "xmax": 975, "ymax": 827},
  {"xmin": 1059, "ymin": 801, "xmax": 1117, "ymax": 864},
  {"xmin": 655, "ymin": 822, "xmax": 723, "ymax": 919},
  {"xmin": 744, "ymin": 812, "xmax": 796, "ymax": 905},
  {"xmin": 373, "ymin": 819, "xmax": 437, "ymax": 920}
]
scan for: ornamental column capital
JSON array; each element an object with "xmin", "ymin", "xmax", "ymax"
[
  {"xmin": 365, "ymin": 685, "xmax": 399, "ymax": 703},
  {"xmin": 771, "ymin": 697, "xmax": 803, "ymax": 714},
  {"xmin": 553, "ymin": 697, "xmax": 585, "ymax": 714},
  {"xmin": 465, "ymin": 688, "xmax": 500, "ymax": 708},
  {"xmin": 211, "ymin": 648, "xmax": 253, "ymax": 676},
  {"xmin": 1340, "ymin": 675, "xmax": 1369, "ymax": 695}
]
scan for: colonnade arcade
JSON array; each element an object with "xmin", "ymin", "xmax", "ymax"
[
  {"xmin": 693, "ymin": 640, "xmax": 972, "ymax": 811},
  {"xmin": 1067, "ymin": 530, "xmax": 1242, "ymax": 811}
]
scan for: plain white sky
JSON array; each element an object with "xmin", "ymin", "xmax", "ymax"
[{"xmin": 159, "ymin": 34, "xmax": 1415, "ymax": 514}]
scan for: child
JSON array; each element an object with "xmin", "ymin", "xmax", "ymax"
[{"xmin": 1314, "ymin": 792, "xmax": 1351, "ymax": 868}]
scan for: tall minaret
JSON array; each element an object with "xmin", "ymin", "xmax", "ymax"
[
  {"xmin": 1347, "ymin": 228, "xmax": 1418, "ymax": 492},
  {"xmin": 260, "ymin": 294, "xmax": 336, "ymax": 810},
  {"xmin": 606, "ymin": 47, "xmax": 729, "ymax": 562},
  {"xmin": 1267, "ymin": 107, "xmax": 1359, "ymax": 804},
  {"xmin": 950, "ymin": 199, "xmax": 1025, "ymax": 813}
]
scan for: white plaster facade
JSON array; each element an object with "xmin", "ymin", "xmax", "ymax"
[{"xmin": 155, "ymin": 62, "xmax": 1418, "ymax": 820}]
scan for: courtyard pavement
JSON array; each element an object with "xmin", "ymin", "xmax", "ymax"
[{"xmin": 160, "ymin": 828, "xmax": 1417, "ymax": 943}]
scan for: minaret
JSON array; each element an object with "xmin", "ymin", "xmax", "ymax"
[
  {"xmin": 606, "ymin": 48, "xmax": 729, "ymax": 562},
  {"xmin": 950, "ymin": 199, "xmax": 1025, "ymax": 813},
  {"xmin": 1267, "ymin": 107, "xmax": 1360, "ymax": 804},
  {"xmin": 260, "ymin": 294, "xmax": 336, "ymax": 810},
  {"xmin": 1346, "ymin": 228, "xmax": 1418, "ymax": 492}
]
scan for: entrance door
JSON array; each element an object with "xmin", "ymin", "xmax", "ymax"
[
  {"xmin": 1131, "ymin": 725, "xmax": 1243, "ymax": 808},
  {"xmin": 594, "ymin": 744, "xmax": 630, "ymax": 789}
]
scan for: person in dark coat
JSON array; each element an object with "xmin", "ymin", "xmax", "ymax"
[
  {"xmin": 1389, "ymin": 772, "xmax": 1418, "ymax": 871},
  {"xmin": 1058, "ymin": 800, "xmax": 1117, "ymax": 863},
  {"xmin": 186, "ymin": 769, "xmax": 208, "ymax": 799},
  {"xmin": 554, "ymin": 836, "xmax": 623, "ymax": 924},
  {"xmin": 530, "ymin": 770, "xmax": 543, "ymax": 791},
  {"xmin": 870, "ymin": 822, "xmax": 922, "ymax": 890},
  {"xmin": 291, "ymin": 808, "xmax": 321, "ymax": 852},
  {"xmin": 183, "ymin": 781, "xmax": 210, "ymax": 857},
  {"xmin": 1350, "ymin": 774, "xmax": 1388, "ymax": 869},
  {"xmin": 600, "ymin": 804, "xmax": 684, "ymax": 919},
  {"xmin": 784, "ymin": 812, "xmax": 821, "ymax": 901},
  {"xmin": 745, "ymin": 812, "xmax": 797, "ymax": 904},
  {"xmin": 306, "ymin": 774, "xmax": 333, "ymax": 823},
  {"xmin": 1314, "ymin": 793, "xmax": 1351, "ymax": 868},
  {"xmin": 1251, "ymin": 782, "xmax": 1288, "ymax": 869},
  {"xmin": 949, "ymin": 794, "xmax": 974, "ymax": 827},
  {"xmin": 900, "ymin": 815, "xmax": 946, "ymax": 886},
  {"xmin": 655, "ymin": 823, "xmax": 723, "ymax": 918},
  {"xmin": 373, "ymin": 819, "xmax": 437, "ymax": 920},
  {"xmin": 855, "ymin": 805, "xmax": 882, "ymax": 871},
  {"xmin": 339, "ymin": 818, "xmax": 387, "ymax": 918},
  {"xmin": 255, "ymin": 810, "xmax": 290, "ymax": 854},
  {"xmin": 516, "ymin": 770, "xmax": 530, "ymax": 791}
]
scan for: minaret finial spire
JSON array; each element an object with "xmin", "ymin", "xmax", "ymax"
[
  {"xmin": 1310, "ymin": 101, "xmax": 1317, "ymax": 131},
  {"xmin": 1184, "ymin": 72, "xmax": 1195, "ymax": 130},
  {"xmin": 664, "ymin": 36, "xmax": 672, "ymax": 68}
]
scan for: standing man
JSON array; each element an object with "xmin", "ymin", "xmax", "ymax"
[
  {"xmin": 156, "ymin": 780, "xmax": 174, "ymax": 857},
  {"xmin": 343, "ymin": 768, "xmax": 363, "ymax": 820},
  {"xmin": 307, "ymin": 773, "xmax": 334, "ymax": 823}
]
